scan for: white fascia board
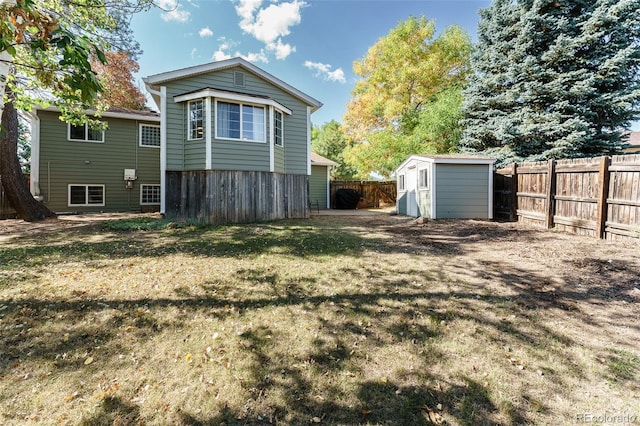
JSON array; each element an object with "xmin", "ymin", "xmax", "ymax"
[
  {"xmin": 145, "ymin": 57, "xmax": 323, "ymax": 112},
  {"xmin": 36, "ymin": 105, "xmax": 160, "ymax": 122},
  {"xmin": 431, "ymin": 158, "xmax": 496, "ymax": 165},
  {"xmin": 174, "ymin": 89, "xmax": 292, "ymax": 115}
]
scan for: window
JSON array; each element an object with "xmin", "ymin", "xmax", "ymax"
[
  {"xmin": 140, "ymin": 184, "xmax": 161, "ymax": 205},
  {"xmin": 68, "ymin": 123, "xmax": 104, "ymax": 142},
  {"xmin": 274, "ymin": 110, "xmax": 283, "ymax": 147},
  {"xmin": 419, "ymin": 168, "xmax": 429, "ymax": 190},
  {"xmin": 216, "ymin": 101, "xmax": 265, "ymax": 142},
  {"xmin": 140, "ymin": 124, "xmax": 160, "ymax": 147},
  {"xmin": 398, "ymin": 174, "xmax": 406, "ymax": 191},
  {"xmin": 68, "ymin": 185, "xmax": 105, "ymax": 206},
  {"xmin": 188, "ymin": 99, "xmax": 204, "ymax": 140}
]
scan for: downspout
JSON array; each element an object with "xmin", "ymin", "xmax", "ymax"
[
  {"xmin": 430, "ymin": 162, "xmax": 437, "ymax": 219},
  {"xmin": 28, "ymin": 109, "xmax": 43, "ymax": 200},
  {"xmin": 146, "ymin": 84, "xmax": 167, "ymax": 215},
  {"xmin": 326, "ymin": 165, "xmax": 331, "ymax": 209},
  {"xmin": 488, "ymin": 163, "xmax": 494, "ymax": 219},
  {"xmin": 269, "ymin": 106, "xmax": 274, "ymax": 172},
  {"xmin": 205, "ymin": 97, "xmax": 212, "ymax": 170},
  {"xmin": 306, "ymin": 106, "xmax": 311, "ymax": 176}
]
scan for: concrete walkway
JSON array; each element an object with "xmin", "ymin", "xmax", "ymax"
[{"xmin": 311, "ymin": 207, "xmax": 396, "ymax": 216}]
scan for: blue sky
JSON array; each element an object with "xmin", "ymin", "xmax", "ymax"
[{"xmin": 131, "ymin": 0, "xmax": 491, "ymax": 126}]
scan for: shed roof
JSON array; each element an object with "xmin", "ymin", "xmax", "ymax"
[
  {"xmin": 395, "ymin": 154, "xmax": 495, "ymax": 172},
  {"xmin": 311, "ymin": 152, "xmax": 338, "ymax": 167}
]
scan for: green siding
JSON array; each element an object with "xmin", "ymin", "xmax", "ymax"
[
  {"xmin": 435, "ymin": 164, "xmax": 489, "ymax": 219},
  {"xmin": 37, "ymin": 110, "xmax": 160, "ymax": 213},
  {"xmin": 163, "ymin": 66, "xmax": 310, "ymax": 174},
  {"xmin": 309, "ymin": 165, "xmax": 328, "ymax": 209},
  {"xmin": 274, "ymin": 145, "xmax": 285, "ymax": 173}
]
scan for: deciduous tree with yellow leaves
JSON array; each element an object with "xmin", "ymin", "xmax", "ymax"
[{"xmin": 343, "ymin": 16, "xmax": 472, "ymax": 178}]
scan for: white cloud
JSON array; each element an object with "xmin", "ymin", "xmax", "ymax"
[
  {"xmin": 199, "ymin": 27, "xmax": 213, "ymax": 37},
  {"xmin": 157, "ymin": 0, "xmax": 190, "ymax": 23},
  {"xmin": 234, "ymin": 0, "xmax": 305, "ymax": 60},
  {"xmin": 212, "ymin": 37, "xmax": 268, "ymax": 64},
  {"xmin": 267, "ymin": 39, "xmax": 295, "ymax": 60},
  {"xmin": 303, "ymin": 61, "xmax": 346, "ymax": 83},
  {"xmin": 190, "ymin": 47, "xmax": 198, "ymax": 59}
]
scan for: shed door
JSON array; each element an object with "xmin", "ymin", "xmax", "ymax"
[{"xmin": 406, "ymin": 167, "xmax": 418, "ymax": 217}]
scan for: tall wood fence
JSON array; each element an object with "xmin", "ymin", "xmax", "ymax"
[
  {"xmin": 494, "ymin": 154, "xmax": 640, "ymax": 240},
  {"xmin": 330, "ymin": 181, "xmax": 397, "ymax": 209},
  {"xmin": 165, "ymin": 170, "xmax": 309, "ymax": 224}
]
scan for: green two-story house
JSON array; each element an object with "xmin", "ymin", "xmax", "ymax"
[
  {"xmin": 143, "ymin": 57, "xmax": 323, "ymax": 222},
  {"xmin": 31, "ymin": 58, "xmax": 328, "ymax": 222},
  {"xmin": 30, "ymin": 108, "xmax": 162, "ymax": 213}
]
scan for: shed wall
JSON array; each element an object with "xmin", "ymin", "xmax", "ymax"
[
  {"xmin": 435, "ymin": 164, "xmax": 490, "ymax": 219},
  {"xmin": 309, "ymin": 165, "xmax": 328, "ymax": 209}
]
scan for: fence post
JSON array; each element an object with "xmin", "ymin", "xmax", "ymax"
[
  {"xmin": 595, "ymin": 156, "xmax": 610, "ymax": 239},
  {"xmin": 544, "ymin": 159, "xmax": 556, "ymax": 229},
  {"xmin": 510, "ymin": 163, "xmax": 518, "ymax": 221}
]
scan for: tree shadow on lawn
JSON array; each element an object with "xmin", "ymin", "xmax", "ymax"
[
  {"xmin": 1, "ymin": 217, "xmax": 638, "ymax": 424},
  {"xmin": 2, "ymin": 260, "xmax": 635, "ymax": 423}
]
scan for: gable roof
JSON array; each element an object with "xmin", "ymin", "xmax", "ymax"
[{"xmin": 143, "ymin": 57, "xmax": 323, "ymax": 112}]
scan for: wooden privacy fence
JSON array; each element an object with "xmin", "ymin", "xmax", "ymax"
[
  {"xmin": 330, "ymin": 181, "xmax": 397, "ymax": 208},
  {"xmin": 494, "ymin": 154, "xmax": 640, "ymax": 240},
  {"xmin": 165, "ymin": 170, "xmax": 309, "ymax": 224}
]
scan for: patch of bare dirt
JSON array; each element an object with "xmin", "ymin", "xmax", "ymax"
[{"xmin": 0, "ymin": 212, "xmax": 161, "ymax": 243}]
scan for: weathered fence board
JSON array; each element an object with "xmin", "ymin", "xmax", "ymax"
[
  {"xmin": 495, "ymin": 154, "xmax": 640, "ymax": 240},
  {"xmin": 165, "ymin": 170, "xmax": 309, "ymax": 224},
  {"xmin": 330, "ymin": 181, "xmax": 396, "ymax": 209}
]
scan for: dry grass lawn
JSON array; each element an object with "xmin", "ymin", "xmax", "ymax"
[{"xmin": 0, "ymin": 213, "xmax": 639, "ymax": 425}]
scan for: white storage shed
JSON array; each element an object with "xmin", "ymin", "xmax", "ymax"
[{"xmin": 396, "ymin": 155, "xmax": 495, "ymax": 219}]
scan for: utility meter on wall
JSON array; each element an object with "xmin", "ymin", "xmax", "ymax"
[{"xmin": 124, "ymin": 169, "xmax": 137, "ymax": 189}]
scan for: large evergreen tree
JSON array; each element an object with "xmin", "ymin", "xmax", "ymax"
[{"xmin": 461, "ymin": 0, "xmax": 640, "ymax": 165}]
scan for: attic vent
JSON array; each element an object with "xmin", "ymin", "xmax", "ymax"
[{"xmin": 234, "ymin": 71, "xmax": 245, "ymax": 87}]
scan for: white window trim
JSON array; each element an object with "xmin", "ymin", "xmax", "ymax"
[
  {"xmin": 274, "ymin": 109, "xmax": 284, "ymax": 148},
  {"xmin": 418, "ymin": 167, "xmax": 429, "ymax": 190},
  {"xmin": 67, "ymin": 123, "xmax": 105, "ymax": 143},
  {"xmin": 214, "ymin": 100, "xmax": 267, "ymax": 143},
  {"xmin": 398, "ymin": 174, "xmax": 406, "ymax": 192},
  {"xmin": 140, "ymin": 184, "xmax": 161, "ymax": 205},
  {"xmin": 68, "ymin": 184, "xmax": 105, "ymax": 207},
  {"xmin": 188, "ymin": 99, "xmax": 204, "ymax": 141},
  {"xmin": 139, "ymin": 123, "xmax": 161, "ymax": 148}
]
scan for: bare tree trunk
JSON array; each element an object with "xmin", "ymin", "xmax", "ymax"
[{"xmin": 0, "ymin": 89, "xmax": 56, "ymax": 222}]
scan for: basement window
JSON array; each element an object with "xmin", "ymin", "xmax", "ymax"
[{"xmin": 68, "ymin": 184, "xmax": 105, "ymax": 206}]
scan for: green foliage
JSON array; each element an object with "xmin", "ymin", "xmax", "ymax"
[
  {"xmin": 1, "ymin": 0, "xmax": 153, "ymax": 124},
  {"xmin": 343, "ymin": 16, "xmax": 472, "ymax": 178},
  {"xmin": 462, "ymin": 0, "xmax": 640, "ymax": 166},
  {"xmin": 311, "ymin": 120, "xmax": 358, "ymax": 180}
]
